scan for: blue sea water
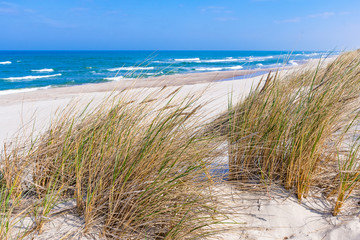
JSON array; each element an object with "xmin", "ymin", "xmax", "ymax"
[{"xmin": 0, "ymin": 50, "xmax": 336, "ymax": 94}]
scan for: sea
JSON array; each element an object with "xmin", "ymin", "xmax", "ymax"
[{"xmin": 0, "ymin": 50, "xmax": 336, "ymax": 94}]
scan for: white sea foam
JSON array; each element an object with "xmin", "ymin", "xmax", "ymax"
[
  {"xmin": 195, "ymin": 67, "xmax": 223, "ymax": 71},
  {"xmin": 195, "ymin": 66, "xmax": 243, "ymax": 71},
  {"xmin": 201, "ymin": 58, "xmax": 246, "ymax": 63},
  {"xmin": 31, "ymin": 68, "xmax": 54, "ymax": 72},
  {"xmin": 104, "ymin": 76, "xmax": 124, "ymax": 81},
  {"xmin": 3, "ymin": 73, "xmax": 62, "ymax": 81},
  {"xmin": 295, "ymin": 53, "xmax": 321, "ymax": 57},
  {"xmin": 248, "ymin": 56, "xmax": 274, "ymax": 62},
  {"xmin": 225, "ymin": 66, "xmax": 244, "ymax": 70},
  {"xmin": 289, "ymin": 60, "xmax": 299, "ymax": 66},
  {"xmin": 0, "ymin": 86, "xmax": 51, "ymax": 96},
  {"xmin": 174, "ymin": 58, "xmax": 200, "ymax": 62},
  {"xmin": 156, "ymin": 57, "xmax": 246, "ymax": 64},
  {"xmin": 107, "ymin": 67, "xmax": 154, "ymax": 71},
  {"xmin": 0, "ymin": 61, "xmax": 11, "ymax": 65},
  {"xmin": 256, "ymin": 63, "xmax": 264, "ymax": 67},
  {"xmin": 202, "ymin": 59, "xmax": 229, "ymax": 63},
  {"xmin": 262, "ymin": 63, "xmax": 283, "ymax": 68}
]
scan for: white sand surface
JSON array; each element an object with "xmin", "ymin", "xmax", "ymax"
[
  {"xmin": 0, "ymin": 69, "xmax": 271, "ymax": 148},
  {"xmin": 208, "ymin": 184, "xmax": 360, "ymax": 240}
]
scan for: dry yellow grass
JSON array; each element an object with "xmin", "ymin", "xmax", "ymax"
[
  {"xmin": 223, "ymin": 50, "xmax": 360, "ymax": 215},
  {"xmin": 0, "ymin": 89, "xmax": 222, "ymax": 239}
]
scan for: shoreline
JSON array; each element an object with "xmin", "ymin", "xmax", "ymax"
[
  {"xmin": 0, "ymin": 67, "xmax": 281, "ymax": 148},
  {"xmin": 0, "ymin": 54, "xmax": 336, "ymax": 103},
  {"xmin": 0, "ymin": 67, "xmax": 291, "ymax": 105},
  {"xmin": 0, "ymin": 57, "xmax": 333, "ymax": 146},
  {"xmin": 0, "ymin": 57, "xmax": 336, "ymax": 146}
]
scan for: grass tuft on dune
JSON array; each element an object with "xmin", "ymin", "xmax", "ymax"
[
  {"xmin": 0, "ymin": 89, "xmax": 222, "ymax": 239},
  {"xmin": 223, "ymin": 50, "xmax": 360, "ymax": 215}
]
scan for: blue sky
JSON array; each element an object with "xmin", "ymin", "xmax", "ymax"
[{"xmin": 0, "ymin": 0, "xmax": 359, "ymax": 50}]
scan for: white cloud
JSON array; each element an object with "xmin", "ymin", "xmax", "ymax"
[
  {"xmin": 0, "ymin": 1, "xmax": 17, "ymax": 7},
  {"xmin": 0, "ymin": 1, "xmax": 18, "ymax": 14},
  {"xmin": 0, "ymin": 1, "xmax": 77, "ymax": 28},
  {"xmin": 35, "ymin": 15, "xmax": 78, "ymax": 28},
  {"xmin": 276, "ymin": 11, "xmax": 344, "ymax": 24},
  {"xmin": 201, "ymin": 6, "xmax": 232, "ymax": 14},
  {"xmin": 275, "ymin": 17, "xmax": 301, "ymax": 23},
  {"xmin": 201, "ymin": 5, "xmax": 235, "ymax": 22},
  {"xmin": 0, "ymin": 7, "xmax": 16, "ymax": 14},
  {"xmin": 308, "ymin": 12, "xmax": 335, "ymax": 18}
]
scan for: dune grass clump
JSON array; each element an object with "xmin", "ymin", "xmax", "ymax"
[
  {"xmin": 0, "ymin": 89, "xmax": 221, "ymax": 239},
  {"xmin": 225, "ymin": 50, "xmax": 360, "ymax": 214}
]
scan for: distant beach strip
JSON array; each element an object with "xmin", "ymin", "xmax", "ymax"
[{"xmin": 0, "ymin": 50, "xmax": 337, "ymax": 94}]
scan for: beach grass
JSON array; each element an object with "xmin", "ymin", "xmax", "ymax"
[
  {"xmin": 1, "ymin": 50, "xmax": 360, "ymax": 239},
  {"xmin": 0, "ymin": 89, "xmax": 222, "ymax": 239},
  {"xmin": 223, "ymin": 50, "xmax": 360, "ymax": 215}
]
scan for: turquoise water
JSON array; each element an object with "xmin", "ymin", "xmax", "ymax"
[{"xmin": 0, "ymin": 50, "xmax": 335, "ymax": 93}]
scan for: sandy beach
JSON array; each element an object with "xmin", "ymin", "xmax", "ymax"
[
  {"xmin": 0, "ymin": 68, "xmax": 284, "ymax": 148},
  {"xmin": 0, "ymin": 59, "xmax": 324, "ymax": 147},
  {"xmin": 2, "ymin": 57, "xmax": 360, "ymax": 239}
]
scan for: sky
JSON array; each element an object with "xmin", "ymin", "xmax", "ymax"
[{"xmin": 0, "ymin": 0, "xmax": 359, "ymax": 51}]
